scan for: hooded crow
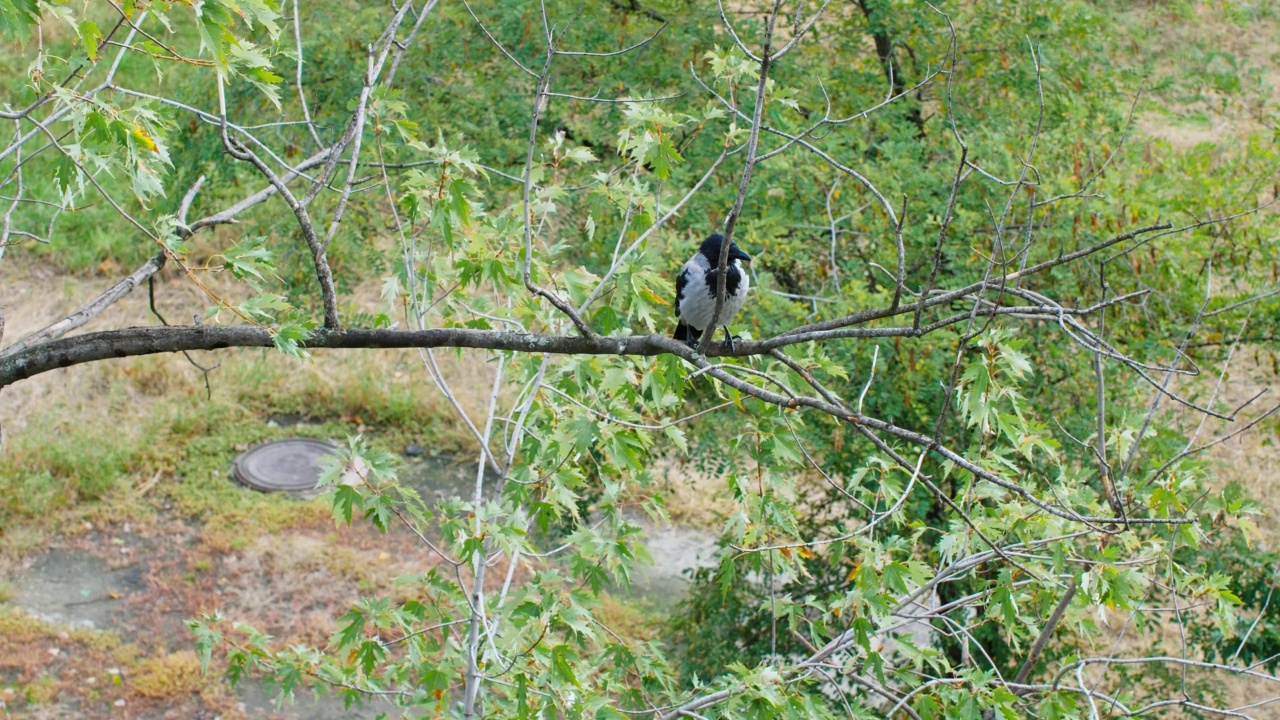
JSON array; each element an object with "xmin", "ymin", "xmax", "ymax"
[{"xmin": 673, "ymin": 233, "xmax": 752, "ymax": 349}]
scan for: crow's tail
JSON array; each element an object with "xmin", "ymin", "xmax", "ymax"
[{"xmin": 673, "ymin": 321, "xmax": 698, "ymax": 347}]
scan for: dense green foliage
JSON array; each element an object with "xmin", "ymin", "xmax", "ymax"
[{"xmin": 3, "ymin": 0, "xmax": 1280, "ymax": 717}]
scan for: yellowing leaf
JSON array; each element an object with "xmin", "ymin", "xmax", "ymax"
[
  {"xmin": 640, "ymin": 287, "xmax": 669, "ymax": 306},
  {"xmin": 131, "ymin": 125, "xmax": 158, "ymax": 153},
  {"xmin": 845, "ymin": 561, "xmax": 861, "ymax": 583}
]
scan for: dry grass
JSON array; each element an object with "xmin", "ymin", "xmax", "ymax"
[
  {"xmin": 0, "ymin": 605, "xmax": 244, "ymax": 718},
  {"xmin": 1156, "ymin": 346, "xmax": 1280, "ymax": 544},
  {"xmin": 1172, "ymin": 350, "xmax": 1280, "ymax": 712},
  {"xmin": 0, "ymin": 252, "xmax": 499, "ymax": 555},
  {"xmin": 595, "ymin": 592, "xmax": 665, "ymax": 642},
  {"xmin": 223, "ymin": 533, "xmax": 392, "ymax": 645},
  {"xmin": 1058, "ymin": 345, "xmax": 1280, "ymax": 715},
  {"xmin": 0, "ymin": 606, "xmax": 118, "ymax": 647},
  {"xmin": 651, "ymin": 458, "xmax": 738, "ymax": 530},
  {"xmin": 1199, "ymin": 350, "xmax": 1280, "ymax": 543},
  {"xmin": 1084, "ymin": 6, "xmax": 1280, "ymax": 709},
  {"xmin": 1121, "ymin": 2, "xmax": 1279, "ymax": 148},
  {"xmin": 1076, "ymin": 599, "xmax": 1271, "ymax": 716},
  {"xmin": 0, "ymin": 254, "xmax": 499, "ymax": 438}
]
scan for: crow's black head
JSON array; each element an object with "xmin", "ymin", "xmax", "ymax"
[{"xmin": 698, "ymin": 233, "xmax": 752, "ymax": 265}]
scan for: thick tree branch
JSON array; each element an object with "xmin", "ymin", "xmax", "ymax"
[
  {"xmin": 0, "ymin": 280, "xmax": 1162, "ymax": 392},
  {"xmin": 0, "ymin": 326, "xmax": 689, "ymax": 390},
  {"xmin": 0, "ymin": 286, "xmax": 1150, "ymax": 392},
  {"xmin": 0, "ymin": 320, "xmax": 1200, "ymax": 533}
]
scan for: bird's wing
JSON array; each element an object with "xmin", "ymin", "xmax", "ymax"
[{"xmin": 674, "ymin": 265, "xmax": 689, "ymax": 318}]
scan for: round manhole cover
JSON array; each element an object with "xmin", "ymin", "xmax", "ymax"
[{"xmin": 231, "ymin": 438, "xmax": 339, "ymax": 498}]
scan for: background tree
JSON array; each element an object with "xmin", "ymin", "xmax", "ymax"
[{"xmin": 2, "ymin": 0, "xmax": 1280, "ymax": 717}]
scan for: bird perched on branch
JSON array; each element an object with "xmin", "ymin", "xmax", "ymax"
[{"xmin": 674, "ymin": 233, "xmax": 752, "ymax": 349}]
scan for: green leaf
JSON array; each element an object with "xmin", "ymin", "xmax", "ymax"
[
  {"xmin": 565, "ymin": 146, "xmax": 597, "ymax": 164},
  {"xmin": 881, "ymin": 561, "xmax": 910, "ymax": 594},
  {"xmin": 355, "ymin": 639, "xmax": 384, "ymax": 675},
  {"xmin": 222, "ymin": 236, "xmax": 277, "ymax": 283},
  {"xmin": 646, "ymin": 138, "xmax": 682, "ymax": 180},
  {"xmin": 332, "ymin": 485, "xmax": 360, "ymax": 526},
  {"xmin": 335, "ymin": 607, "xmax": 365, "ymax": 649},
  {"xmin": 238, "ymin": 293, "xmax": 291, "ymax": 323},
  {"xmin": 187, "ymin": 616, "xmax": 222, "ymax": 673},
  {"xmin": 362, "ymin": 492, "xmax": 395, "ymax": 532},
  {"xmin": 516, "ymin": 674, "xmax": 530, "ymax": 719},
  {"xmin": 0, "ymin": 0, "xmax": 38, "ymax": 41},
  {"xmin": 662, "ymin": 424, "xmax": 689, "ymax": 454},
  {"xmin": 78, "ymin": 19, "xmax": 102, "ymax": 59},
  {"xmin": 550, "ymin": 645, "xmax": 581, "ymax": 688},
  {"xmin": 272, "ymin": 320, "xmax": 315, "ymax": 358},
  {"xmin": 53, "ymin": 153, "xmax": 78, "ymax": 196},
  {"xmin": 913, "ymin": 696, "xmax": 941, "ymax": 720}
]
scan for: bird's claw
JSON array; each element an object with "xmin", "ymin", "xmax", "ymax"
[{"xmin": 721, "ymin": 327, "xmax": 740, "ymax": 352}]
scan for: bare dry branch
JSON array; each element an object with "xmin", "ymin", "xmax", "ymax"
[{"xmin": 0, "ymin": 252, "xmax": 166, "ymax": 359}]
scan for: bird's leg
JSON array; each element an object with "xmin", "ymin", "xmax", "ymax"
[{"xmin": 721, "ymin": 325, "xmax": 736, "ymax": 352}]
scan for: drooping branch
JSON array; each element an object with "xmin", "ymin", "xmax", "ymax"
[
  {"xmin": 185, "ymin": 150, "xmax": 330, "ymax": 234},
  {"xmin": 217, "ymin": 88, "xmax": 342, "ymax": 330}
]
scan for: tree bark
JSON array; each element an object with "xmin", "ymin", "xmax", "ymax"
[{"xmin": 0, "ymin": 325, "xmax": 704, "ymax": 390}]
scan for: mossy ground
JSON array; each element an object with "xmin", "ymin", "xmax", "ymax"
[{"xmin": 0, "ymin": 316, "xmax": 486, "ymax": 716}]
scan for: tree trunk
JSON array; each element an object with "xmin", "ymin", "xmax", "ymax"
[{"xmin": 854, "ymin": 0, "xmax": 924, "ymax": 134}]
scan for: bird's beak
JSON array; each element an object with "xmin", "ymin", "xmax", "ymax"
[{"xmin": 732, "ymin": 248, "xmax": 753, "ymax": 264}]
